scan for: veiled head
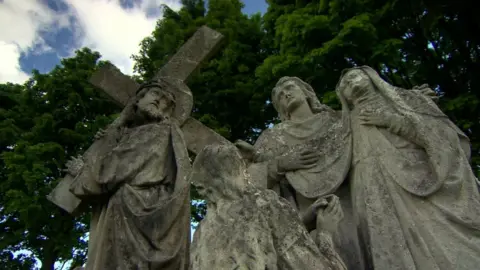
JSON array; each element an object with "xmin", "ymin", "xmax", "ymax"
[
  {"xmin": 190, "ymin": 144, "xmax": 247, "ymax": 203},
  {"xmin": 337, "ymin": 69, "xmax": 373, "ymax": 104},
  {"xmin": 272, "ymin": 77, "xmax": 326, "ymax": 121}
]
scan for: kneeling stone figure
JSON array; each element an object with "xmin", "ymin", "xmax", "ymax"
[{"xmin": 189, "ymin": 144, "xmax": 347, "ymax": 270}]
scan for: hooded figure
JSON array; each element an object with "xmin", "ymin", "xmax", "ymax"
[
  {"xmin": 66, "ymin": 79, "xmax": 192, "ymax": 270},
  {"xmin": 336, "ymin": 66, "xmax": 480, "ymax": 270}
]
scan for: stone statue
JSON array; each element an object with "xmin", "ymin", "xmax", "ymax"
[
  {"xmin": 336, "ymin": 65, "xmax": 480, "ymax": 270},
  {"xmin": 189, "ymin": 144, "xmax": 347, "ymax": 270},
  {"xmin": 65, "ymin": 80, "xmax": 192, "ymax": 269},
  {"xmin": 235, "ymin": 76, "xmax": 361, "ymax": 268}
]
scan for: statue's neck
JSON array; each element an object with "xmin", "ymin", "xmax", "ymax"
[
  {"xmin": 128, "ymin": 112, "xmax": 168, "ymax": 128},
  {"xmin": 289, "ymin": 102, "xmax": 314, "ymax": 122}
]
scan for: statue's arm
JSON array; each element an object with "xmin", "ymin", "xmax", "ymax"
[
  {"xmin": 96, "ymin": 132, "xmax": 159, "ymax": 190},
  {"xmin": 387, "ymin": 113, "xmax": 426, "ymax": 146},
  {"xmin": 411, "ymin": 84, "xmax": 439, "ymax": 103},
  {"xmin": 314, "ymin": 195, "xmax": 347, "ymax": 270},
  {"xmin": 266, "ymin": 159, "xmax": 285, "ymax": 189}
]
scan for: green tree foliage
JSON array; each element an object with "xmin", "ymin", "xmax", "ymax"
[
  {"xmin": 132, "ymin": 0, "xmax": 270, "ymax": 222},
  {"xmin": 257, "ymin": 0, "xmax": 480, "ymax": 173},
  {"xmin": 1, "ymin": 0, "xmax": 479, "ymax": 269},
  {"xmin": 133, "ymin": 0, "xmax": 269, "ymax": 143},
  {"xmin": 0, "ymin": 48, "xmax": 118, "ymax": 269}
]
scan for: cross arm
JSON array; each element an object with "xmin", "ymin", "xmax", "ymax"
[{"xmin": 47, "ymin": 26, "xmax": 229, "ymax": 214}]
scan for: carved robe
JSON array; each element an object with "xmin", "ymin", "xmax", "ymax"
[
  {"xmin": 190, "ymin": 188, "xmax": 346, "ymax": 270},
  {"xmin": 339, "ymin": 66, "xmax": 480, "ymax": 270},
  {"xmin": 249, "ymin": 111, "xmax": 362, "ymax": 269},
  {"xmin": 70, "ymin": 121, "xmax": 191, "ymax": 270}
]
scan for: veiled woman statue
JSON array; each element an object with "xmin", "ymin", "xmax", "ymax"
[
  {"xmin": 336, "ymin": 66, "xmax": 480, "ymax": 270},
  {"xmin": 236, "ymin": 76, "xmax": 360, "ymax": 268},
  {"xmin": 65, "ymin": 80, "xmax": 192, "ymax": 270}
]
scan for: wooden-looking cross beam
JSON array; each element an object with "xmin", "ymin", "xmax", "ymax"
[{"xmin": 48, "ymin": 26, "xmax": 231, "ymax": 214}]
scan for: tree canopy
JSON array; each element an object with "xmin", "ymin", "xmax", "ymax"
[
  {"xmin": 0, "ymin": 49, "xmax": 118, "ymax": 269},
  {"xmin": 0, "ymin": 0, "xmax": 478, "ymax": 269}
]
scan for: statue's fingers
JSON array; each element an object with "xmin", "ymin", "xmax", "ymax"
[
  {"xmin": 325, "ymin": 204, "xmax": 335, "ymax": 215},
  {"xmin": 423, "ymin": 90, "xmax": 436, "ymax": 96},
  {"xmin": 359, "ymin": 119, "xmax": 375, "ymax": 126},
  {"xmin": 313, "ymin": 198, "xmax": 328, "ymax": 209},
  {"xmin": 361, "ymin": 117, "xmax": 385, "ymax": 126},
  {"xmin": 331, "ymin": 203, "xmax": 341, "ymax": 215},
  {"xmin": 300, "ymin": 152, "xmax": 320, "ymax": 160},
  {"xmin": 300, "ymin": 163, "xmax": 317, "ymax": 169},
  {"xmin": 300, "ymin": 157, "xmax": 319, "ymax": 166},
  {"xmin": 358, "ymin": 115, "xmax": 375, "ymax": 121},
  {"xmin": 300, "ymin": 149, "xmax": 317, "ymax": 157},
  {"xmin": 330, "ymin": 196, "xmax": 339, "ymax": 208}
]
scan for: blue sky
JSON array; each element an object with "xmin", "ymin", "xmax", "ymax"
[{"xmin": 0, "ymin": 0, "xmax": 267, "ymax": 84}]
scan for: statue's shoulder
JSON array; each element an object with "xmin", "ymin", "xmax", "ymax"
[
  {"xmin": 248, "ymin": 188, "xmax": 294, "ymax": 215},
  {"xmin": 255, "ymin": 126, "xmax": 281, "ymax": 148}
]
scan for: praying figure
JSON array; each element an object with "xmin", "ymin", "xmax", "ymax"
[
  {"xmin": 336, "ymin": 66, "xmax": 480, "ymax": 270},
  {"xmin": 65, "ymin": 80, "xmax": 192, "ymax": 270},
  {"xmin": 235, "ymin": 76, "xmax": 361, "ymax": 268},
  {"xmin": 189, "ymin": 144, "xmax": 347, "ymax": 270}
]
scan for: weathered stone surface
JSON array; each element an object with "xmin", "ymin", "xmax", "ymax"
[
  {"xmin": 189, "ymin": 144, "xmax": 346, "ymax": 270},
  {"xmin": 48, "ymin": 26, "xmax": 227, "ymax": 214},
  {"xmin": 154, "ymin": 26, "xmax": 224, "ymax": 82},
  {"xmin": 66, "ymin": 83, "xmax": 191, "ymax": 270},
  {"xmin": 181, "ymin": 117, "xmax": 231, "ymax": 154},
  {"xmin": 89, "ymin": 63, "xmax": 139, "ymax": 106},
  {"xmin": 336, "ymin": 65, "xmax": 480, "ymax": 270},
  {"xmin": 236, "ymin": 76, "xmax": 362, "ymax": 269},
  {"xmin": 89, "ymin": 26, "xmax": 224, "ymax": 107}
]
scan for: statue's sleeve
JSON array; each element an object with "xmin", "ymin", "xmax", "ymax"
[
  {"xmin": 96, "ymin": 129, "xmax": 170, "ymax": 190},
  {"xmin": 387, "ymin": 111, "xmax": 468, "ymax": 196},
  {"xmin": 248, "ymin": 129, "xmax": 284, "ymax": 189}
]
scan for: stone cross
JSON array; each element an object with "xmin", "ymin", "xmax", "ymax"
[{"xmin": 48, "ymin": 26, "xmax": 230, "ymax": 214}]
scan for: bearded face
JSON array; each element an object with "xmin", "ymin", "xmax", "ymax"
[{"xmin": 136, "ymin": 87, "xmax": 176, "ymax": 122}]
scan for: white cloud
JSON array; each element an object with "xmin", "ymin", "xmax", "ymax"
[
  {"xmin": 0, "ymin": 41, "xmax": 30, "ymax": 84},
  {"xmin": 0, "ymin": 0, "xmax": 182, "ymax": 84},
  {"xmin": 0, "ymin": 0, "xmax": 58, "ymax": 83},
  {"xmin": 64, "ymin": 0, "xmax": 182, "ymax": 75}
]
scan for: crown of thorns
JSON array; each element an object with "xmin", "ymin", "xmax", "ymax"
[{"xmin": 136, "ymin": 79, "xmax": 177, "ymax": 96}]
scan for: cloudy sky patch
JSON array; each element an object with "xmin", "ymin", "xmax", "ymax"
[
  {"xmin": 0, "ymin": 0, "xmax": 266, "ymax": 84},
  {"xmin": 0, "ymin": 0, "xmax": 182, "ymax": 83}
]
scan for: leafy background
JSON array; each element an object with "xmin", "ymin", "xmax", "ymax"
[{"xmin": 1, "ymin": 0, "xmax": 478, "ymax": 269}]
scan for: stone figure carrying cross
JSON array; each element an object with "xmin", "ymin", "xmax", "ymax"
[{"xmin": 48, "ymin": 26, "xmax": 230, "ymax": 214}]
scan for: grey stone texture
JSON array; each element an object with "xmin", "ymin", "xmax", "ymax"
[
  {"xmin": 189, "ymin": 144, "xmax": 347, "ymax": 270},
  {"xmin": 236, "ymin": 69, "xmax": 480, "ymax": 270},
  {"xmin": 47, "ymin": 26, "xmax": 229, "ymax": 270},
  {"xmin": 66, "ymin": 82, "xmax": 192, "ymax": 270},
  {"xmin": 48, "ymin": 26, "xmax": 229, "ymax": 214},
  {"xmin": 335, "ymin": 66, "xmax": 480, "ymax": 270},
  {"xmin": 236, "ymin": 76, "xmax": 362, "ymax": 269}
]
